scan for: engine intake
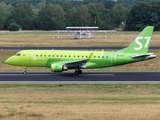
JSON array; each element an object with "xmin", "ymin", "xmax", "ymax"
[{"xmin": 51, "ymin": 64, "xmax": 68, "ymax": 72}]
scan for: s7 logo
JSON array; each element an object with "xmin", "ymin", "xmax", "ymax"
[{"xmin": 134, "ymin": 36, "xmax": 151, "ymax": 50}]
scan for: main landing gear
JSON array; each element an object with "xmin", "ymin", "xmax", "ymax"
[
  {"xmin": 23, "ymin": 67, "xmax": 27, "ymax": 75},
  {"xmin": 74, "ymin": 69, "xmax": 82, "ymax": 76}
]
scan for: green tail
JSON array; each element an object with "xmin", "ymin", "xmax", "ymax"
[{"xmin": 118, "ymin": 26, "xmax": 154, "ymax": 54}]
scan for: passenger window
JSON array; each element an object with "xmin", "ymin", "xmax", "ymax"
[
  {"xmin": 57, "ymin": 55, "xmax": 58, "ymax": 57},
  {"xmin": 48, "ymin": 55, "xmax": 50, "ymax": 57},
  {"xmin": 52, "ymin": 55, "xmax": 54, "ymax": 57}
]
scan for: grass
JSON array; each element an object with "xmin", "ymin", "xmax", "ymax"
[
  {"xmin": 0, "ymin": 84, "xmax": 160, "ymax": 120},
  {"xmin": 0, "ymin": 31, "xmax": 160, "ymax": 47},
  {"xmin": 0, "ymin": 31, "xmax": 160, "ymax": 120}
]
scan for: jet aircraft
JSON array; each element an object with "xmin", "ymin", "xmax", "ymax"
[{"xmin": 5, "ymin": 26, "xmax": 156, "ymax": 75}]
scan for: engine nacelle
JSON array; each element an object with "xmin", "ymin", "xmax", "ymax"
[{"xmin": 51, "ymin": 64, "xmax": 68, "ymax": 72}]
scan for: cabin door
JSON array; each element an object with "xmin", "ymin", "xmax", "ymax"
[
  {"xmin": 111, "ymin": 52, "xmax": 116, "ymax": 63},
  {"xmin": 27, "ymin": 52, "xmax": 34, "ymax": 62}
]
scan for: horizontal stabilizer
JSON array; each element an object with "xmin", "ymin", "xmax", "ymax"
[{"xmin": 131, "ymin": 53, "xmax": 156, "ymax": 59}]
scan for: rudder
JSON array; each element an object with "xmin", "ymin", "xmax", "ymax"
[{"xmin": 118, "ymin": 26, "xmax": 154, "ymax": 54}]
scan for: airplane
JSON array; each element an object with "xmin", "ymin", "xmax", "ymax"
[{"xmin": 5, "ymin": 26, "xmax": 156, "ymax": 75}]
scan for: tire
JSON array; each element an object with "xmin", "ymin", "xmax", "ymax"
[
  {"xmin": 78, "ymin": 70, "xmax": 82, "ymax": 74},
  {"xmin": 74, "ymin": 71, "xmax": 79, "ymax": 76},
  {"xmin": 23, "ymin": 71, "xmax": 27, "ymax": 75}
]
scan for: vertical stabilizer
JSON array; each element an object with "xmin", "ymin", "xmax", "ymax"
[{"xmin": 118, "ymin": 26, "xmax": 154, "ymax": 54}]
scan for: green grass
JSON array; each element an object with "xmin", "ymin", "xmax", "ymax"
[
  {"xmin": 0, "ymin": 31, "xmax": 160, "ymax": 47},
  {"xmin": 0, "ymin": 84, "xmax": 160, "ymax": 94},
  {"xmin": 0, "ymin": 84, "xmax": 160, "ymax": 120},
  {"xmin": 0, "ymin": 84, "xmax": 160, "ymax": 105}
]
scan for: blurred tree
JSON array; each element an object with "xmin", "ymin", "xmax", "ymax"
[
  {"xmin": 0, "ymin": 2, "xmax": 8, "ymax": 30},
  {"xmin": 109, "ymin": 4, "xmax": 128, "ymax": 29},
  {"xmin": 87, "ymin": 3, "xmax": 98, "ymax": 26},
  {"xmin": 11, "ymin": 3, "xmax": 33, "ymax": 30},
  {"xmin": 96, "ymin": 3, "xmax": 109, "ymax": 29},
  {"xmin": 125, "ymin": 2, "xmax": 160, "ymax": 31},
  {"xmin": 65, "ymin": 8, "xmax": 78, "ymax": 27},
  {"xmin": 76, "ymin": 5, "xmax": 91, "ymax": 26},
  {"xmin": 38, "ymin": 4, "xmax": 65, "ymax": 30},
  {"xmin": 103, "ymin": 1, "xmax": 116, "ymax": 9},
  {"xmin": 62, "ymin": 2, "xmax": 72, "ymax": 12},
  {"xmin": 148, "ymin": 1, "xmax": 160, "ymax": 30},
  {"xmin": 3, "ymin": 3, "xmax": 13, "ymax": 30},
  {"xmin": 8, "ymin": 22, "xmax": 20, "ymax": 31}
]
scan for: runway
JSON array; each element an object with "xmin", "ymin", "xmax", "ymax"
[
  {"xmin": 0, "ymin": 46, "xmax": 160, "ymax": 50},
  {"xmin": 0, "ymin": 72, "xmax": 159, "ymax": 84}
]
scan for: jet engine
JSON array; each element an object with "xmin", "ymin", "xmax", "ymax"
[{"xmin": 51, "ymin": 64, "xmax": 68, "ymax": 72}]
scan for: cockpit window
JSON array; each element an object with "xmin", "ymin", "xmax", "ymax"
[
  {"xmin": 14, "ymin": 53, "xmax": 21, "ymax": 56},
  {"xmin": 17, "ymin": 53, "xmax": 21, "ymax": 56}
]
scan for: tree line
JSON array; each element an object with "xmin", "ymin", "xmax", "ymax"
[
  {"xmin": 125, "ymin": 1, "xmax": 160, "ymax": 31},
  {"xmin": 0, "ymin": 1, "xmax": 160, "ymax": 31},
  {"xmin": 0, "ymin": 2, "xmax": 128, "ymax": 30},
  {"xmin": 0, "ymin": 0, "xmax": 159, "ymax": 8}
]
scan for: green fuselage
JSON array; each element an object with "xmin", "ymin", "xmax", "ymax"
[{"xmin": 5, "ymin": 49, "xmax": 148, "ymax": 69}]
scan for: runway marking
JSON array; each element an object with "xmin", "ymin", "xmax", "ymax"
[{"xmin": 89, "ymin": 74, "xmax": 114, "ymax": 76}]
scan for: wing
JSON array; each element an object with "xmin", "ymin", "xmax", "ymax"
[{"xmin": 62, "ymin": 52, "xmax": 94, "ymax": 69}]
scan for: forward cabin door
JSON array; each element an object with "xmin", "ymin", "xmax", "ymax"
[
  {"xmin": 111, "ymin": 52, "xmax": 116, "ymax": 63},
  {"xmin": 27, "ymin": 52, "xmax": 34, "ymax": 62}
]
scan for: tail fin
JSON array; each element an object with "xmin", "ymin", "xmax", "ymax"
[{"xmin": 118, "ymin": 26, "xmax": 154, "ymax": 54}]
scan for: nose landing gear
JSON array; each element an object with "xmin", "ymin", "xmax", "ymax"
[{"xmin": 23, "ymin": 67, "xmax": 27, "ymax": 75}]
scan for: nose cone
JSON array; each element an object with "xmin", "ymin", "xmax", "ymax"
[{"xmin": 5, "ymin": 58, "xmax": 11, "ymax": 64}]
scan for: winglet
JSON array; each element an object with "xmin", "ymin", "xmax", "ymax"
[{"xmin": 87, "ymin": 52, "xmax": 94, "ymax": 60}]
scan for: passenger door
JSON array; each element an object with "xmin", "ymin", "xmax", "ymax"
[{"xmin": 111, "ymin": 52, "xmax": 116, "ymax": 63}]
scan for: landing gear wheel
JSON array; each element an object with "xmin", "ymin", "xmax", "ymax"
[
  {"xmin": 74, "ymin": 71, "xmax": 79, "ymax": 76},
  {"xmin": 23, "ymin": 67, "xmax": 27, "ymax": 75},
  {"xmin": 23, "ymin": 71, "xmax": 27, "ymax": 75},
  {"xmin": 74, "ymin": 69, "xmax": 82, "ymax": 76},
  {"xmin": 78, "ymin": 69, "xmax": 82, "ymax": 74}
]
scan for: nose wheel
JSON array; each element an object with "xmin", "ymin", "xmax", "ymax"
[
  {"xmin": 23, "ymin": 71, "xmax": 27, "ymax": 75},
  {"xmin": 23, "ymin": 67, "xmax": 27, "ymax": 75},
  {"xmin": 74, "ymin": 69, "xmax": 82, "ymax": 76}
]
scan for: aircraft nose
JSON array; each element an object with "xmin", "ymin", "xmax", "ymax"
[{"xmin": 5, "ymin": 58, "xmax": 11, "ymax": 64}]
